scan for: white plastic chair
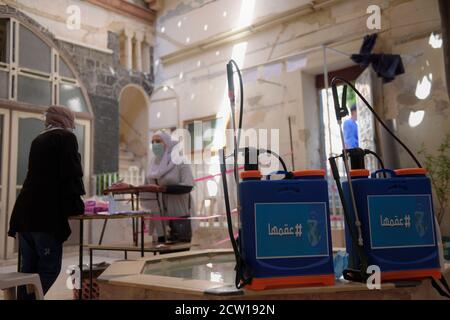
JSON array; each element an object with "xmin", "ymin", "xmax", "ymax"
[{"xmin": 0, "ymin": 272, "xmax": 44, "ymax": 300}]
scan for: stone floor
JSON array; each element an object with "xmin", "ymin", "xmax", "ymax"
[
  {"xmin": 2, "ymin": 241, "xmax": 447, "ymax": 300},
  {"xmin": 0, "ymin": 246, "xmax": 143, "ymax": 300}
]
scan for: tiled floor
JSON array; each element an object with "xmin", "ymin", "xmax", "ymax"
[{"xmin": 0, "ymin": 247, "xmax": 131, "ymax": 300}]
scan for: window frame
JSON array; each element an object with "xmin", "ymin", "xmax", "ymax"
[
  {"xmin": 183, "ymin": 114, "xmax": 229, "ymax": 156},
  {"xmin": 0, "ymin": 15, "xmax": 93, "ymax": 117}
]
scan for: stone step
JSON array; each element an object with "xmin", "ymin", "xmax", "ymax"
[
  {"xmin": 119, "ymin": 167, "xmax": 143, "ymax": 174},
  {"xmin": 119, "ymin": 158, "xmax": 141, "ymax": 168},
  {"xmin": 119, "ymin": 165, "xmax": 144, "ymax": 179},
  {"xmin": 119, "ymin": 151, "xmax": 136, "ymax": 161}
]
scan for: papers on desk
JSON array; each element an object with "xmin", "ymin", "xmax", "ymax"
[
  {"xmin": 82, "ymin": 210, "xmax": 152, "ymax": 217},
  {"xmin": 109, "ymin": 210, "xmax": 152, "ymax": 215}
]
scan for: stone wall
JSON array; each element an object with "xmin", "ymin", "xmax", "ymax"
[
  {"xmin": 1, "ymin": 0, "xmax": 155, "ymax": 51},
  {"xmin": 152, "ymin": 0, "xmax": 450, "ymax": 240},
  {"xmin": 58, "ymin": 32, "xmax": 154, "ymax": 173},
  {"xmin": 0, "ymin": 4, "xmax": 155, "ymax": 174}
]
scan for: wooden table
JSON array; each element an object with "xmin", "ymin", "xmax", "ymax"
[
  {"xmin": 70, "ymin": 184, "xmax": 181, "ymax": 299},
  {"xmin": 103, "ymin": 185, "xmax": 165, "ymax": 244},
  {"xmin": 69, "ymin": 212, "xmax": 153, "ymax": 300}
]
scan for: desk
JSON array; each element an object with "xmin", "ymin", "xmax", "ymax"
[
  {"xmin": 70, "ymin": 185, "xmax": 178, "ymax": 300},
  {"xmin": 103, "ymin": 185, "xmax": 165, "ymax": 244},
  {"xmin": 69, "ymin": 212, "xmax": 152, "ymax": 300}
]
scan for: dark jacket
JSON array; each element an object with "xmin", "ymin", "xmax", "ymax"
[{"xmin": 8, "ymin": 128, "xmax": 85, "ymax": 242}]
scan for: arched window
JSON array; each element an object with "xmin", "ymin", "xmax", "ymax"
[{"xmin": 0, "ymin": 17, "xmax": 90, "ymax": 113}]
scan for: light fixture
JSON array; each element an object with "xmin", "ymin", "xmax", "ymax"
[
  {"xmin": 156, "ymin": 112, "xmax": 161, "ymax": 119},
  {"xmin": 177, "ymin": 20, "xmax": 182, "ymax": 28},
  {"xmin": 160, "ymin": 26, "xmax": 165, "ymax": 33},
  {"xmin": 429, "ymin": 32, "xmax": 443, "ymax": 49},
  {"xmin": 197, "ymin": 60, "xmax": 201, "ymax": 67},
  {"xmin": 179, "ymin": 72, "xmax": 183, "ymax": 80},
  {"xmin": 163, "ymin": 86, "xmax": 168, "ymax": 92},
  {"xmin": 203, "ymin": 24, "xmax": 208, "ymax": 31},
  {"xmin": 186, "ymin": 37, "xmax": 190, "ymax": 43},
  {"xmin": 215, "ymin": 50, "xmax": 220, "ymax": 56},
  {"xmin": 415, "ymin": 74, "xmax": 432, "ymax": 100},
  {"xmin": 223, "ymin": 11, "xmax": 227, "ymax": 17},
  {"xmin": 408, "ymin": 110, "xmax": 425, "ymax": 128}
]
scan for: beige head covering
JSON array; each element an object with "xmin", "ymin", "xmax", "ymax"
[
  {"xmin": 45, "ymin": 105, "xmax": 75, "ymax": 130},
  {"xmin": 147, "ymin": 131, "xmax": 178, "ymax": 180}
]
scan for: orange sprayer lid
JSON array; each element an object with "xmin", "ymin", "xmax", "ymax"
[
  {"xmin": 240, "ymin": 170, "xmax": 262, "ymax": 179},
  {"xmin": 395, "ymin": 168, "xmax": 427, "ymax": 176},
  {"xmin": 292, "ymin": 169, "xmax": 326, "ymax": 177},
  {"xmin": 349, "ymin": 169, "xmax": 370, "ymax": 177}
]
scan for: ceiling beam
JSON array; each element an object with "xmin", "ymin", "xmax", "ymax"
[
  {"xmin": 87, "ymin": 0, "xmax": 156, "ymax": 24},
  {"xmin": 160, "ymin": 0, "xmax": 343, "ymax": 65}
]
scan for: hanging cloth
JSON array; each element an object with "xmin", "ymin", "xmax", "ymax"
[{"xmin": 351, "ymin": 34, "xmax": 405, "ymax": 83}]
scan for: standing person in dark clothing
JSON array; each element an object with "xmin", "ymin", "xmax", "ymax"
[{"xmin": 8, "ymin": 105, "xmax": 85, "ymax": 299}]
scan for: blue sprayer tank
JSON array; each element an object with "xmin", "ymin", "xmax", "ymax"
[
  {"xmin": 343, "ymin": 168, "xmax": 441, "ymax": 281},
  {"xmin": 238, "ymin": 169, "xmax": 335, "ymax": 290}
]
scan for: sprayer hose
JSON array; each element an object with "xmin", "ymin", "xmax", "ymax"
[{"xmin": 332, "ymin": 77, "xmax": 422, "ymax": 168}]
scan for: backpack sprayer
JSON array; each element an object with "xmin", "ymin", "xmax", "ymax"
[
  {"xmin": 329, "ymin": 77, "xmax": 450, "ymax": 298},
  {"xmin": 220, "ymin": 60, "xmax": 334, "ymax": 290}
]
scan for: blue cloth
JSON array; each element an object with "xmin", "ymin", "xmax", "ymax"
[
  {"xmin": 343, "ymin": 118, "xmax": 359, "ymax": 148},
  {"xmin": 18, "ymin": 232, "xmax": 62, "ymax": 300},
  {"xmin": 333, "ymin": 251, "xmax": 349, "ymax": 279}
]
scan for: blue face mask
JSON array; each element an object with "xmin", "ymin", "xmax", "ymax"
[{"xmin": 152, "ymin": 143, "xmax": 165, "ymax": 158}]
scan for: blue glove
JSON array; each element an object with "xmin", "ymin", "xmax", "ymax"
[{"xmin": 333, "ymin": 251, "xmax": 349, "ymax": 279}]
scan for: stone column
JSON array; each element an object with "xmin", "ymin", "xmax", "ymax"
[
  {"xmin": 142, "ymin": 33, "xmax": 152, "ymax": 74},
  {"xmin": 135, "ymin": 32, "xmax": 144, "ymax": 72},
  {"xmin": 124, "ymin": 29, "xmax": 133, "ymax": 70}
]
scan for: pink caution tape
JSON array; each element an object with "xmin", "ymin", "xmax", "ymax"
[{"xmin": 194, "ymin": 166, "xmax": 245, "ymax": 182}]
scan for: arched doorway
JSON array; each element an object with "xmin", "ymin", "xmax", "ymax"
[{"xmin": 118, "ymin": 84, "xmax": 150, "ymax": 182}]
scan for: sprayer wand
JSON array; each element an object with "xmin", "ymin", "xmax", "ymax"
[
  {"xmin": 331, "ymin": 84, "xmax": 365, "ymax": 249},
  {"xmin": 329, "ymin": 76, "xmax": 426, "ymax": 281},
  {"xmin": 221, "ymin": 60, "xmax": 290, "ymax": 289}
]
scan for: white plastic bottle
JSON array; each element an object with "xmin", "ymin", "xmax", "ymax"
[
  {"xmin": 152, "ymin": 227, "xmax": 158, "ymax": 244},
  {"xmin": 108, "ymin": 194, "xmax": 117, "ymax": 215}
]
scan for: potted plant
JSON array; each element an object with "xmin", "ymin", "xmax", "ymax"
[{"xmin": 419, "ymin": 133, "xmax": 450, "ymax": 260}]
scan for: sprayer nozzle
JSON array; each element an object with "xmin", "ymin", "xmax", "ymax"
[
  {"xmin": 331, "ymin": 78, "xmax": 349, "ymax": 121},
  {"xmin": 227, "ymin": 62, "xmax": 235, "ymax": 102},
  {"xmin": 342, "ymin": 85, "xmax": 347, "ymax": 112}
]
